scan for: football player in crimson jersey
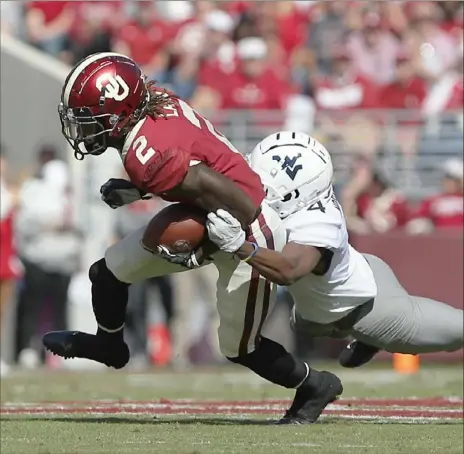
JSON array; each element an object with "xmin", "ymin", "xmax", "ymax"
[
  {"xmin": 43, "ymin": 53, "xmax": 342, "ymax": 425},
  {"xmin": 207, "ymin": 131, "xmax": 463, "ymax": 422}
]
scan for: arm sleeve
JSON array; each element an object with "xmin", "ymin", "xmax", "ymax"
[{"xmin": 125, "ymin": 146, "xmax": 190, "ymax": 195}]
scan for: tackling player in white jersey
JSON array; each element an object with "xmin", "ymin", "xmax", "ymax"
[{"xmin": 206, "ymin": 131, "xmax": 463, "ymax": 424}]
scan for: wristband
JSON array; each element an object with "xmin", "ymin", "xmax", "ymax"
[{"xmin": 242, "ymin": 242, "xmax": 259, "ymax": 263}]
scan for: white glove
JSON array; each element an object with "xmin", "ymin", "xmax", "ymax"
[{"xmin": 206, "ymin": 209, "xmax": 246, "ymax": 253}]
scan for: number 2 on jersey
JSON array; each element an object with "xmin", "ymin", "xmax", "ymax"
[
  {"xmin": 177, "ymin": 100, "xmax": 242, "ymax": 157},
  {"xmin": 134, "ymin": 100, "xmax": 243, "ymax": 165},
  {"xmin": 133, "ymin": 135, "xmax": 156, "ymax": 165}
]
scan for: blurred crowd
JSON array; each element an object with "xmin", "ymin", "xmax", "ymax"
[
  {"xmin": 1, "ymin": 1, "xmax": 463, "ymax": 374},
  {"xmin": 1, "ymin": 1, "xmax": 463, "ymax": 113},
  {"xmin": 340, "ymin": 154, "xmax": 463, "ymax": 234},
  {"xmin": 0, "ymin": 144, "xmax": 226, "ymax": 374}
]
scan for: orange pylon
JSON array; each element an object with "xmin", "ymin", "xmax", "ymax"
[{"xmin": 393, "ymin": 353, "xmax": 420, "ymax": 374}]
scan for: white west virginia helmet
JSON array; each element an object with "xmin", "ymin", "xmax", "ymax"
[{"xmin": 249, "ymin": 131, "xmax": 333, "ymax": 219}]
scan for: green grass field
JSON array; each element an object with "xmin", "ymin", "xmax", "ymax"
[{"xmin": 1, "ymin": 362, "xmax": 463, "ymax": 454}]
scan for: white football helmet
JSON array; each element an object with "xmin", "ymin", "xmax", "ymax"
[{"xmin": 249, "ymin": 131, "xmax": 333, "ymax": 218}]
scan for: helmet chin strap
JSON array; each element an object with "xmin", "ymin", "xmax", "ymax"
[
  {"xmin": 74, "ymin": 142, "xmax": 101, "ymax": 160},
  {"xmin": 74, "ymin": 145, "xmax": 85, "ymax": 161}
]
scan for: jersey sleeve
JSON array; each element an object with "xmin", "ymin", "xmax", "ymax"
[
  {"xmin": 124, "ymin": 146, "xmax": 190, "ymax": 195},
  {"xmin": 286, "ymin": 210, "xmax": 342, "ymax": 250}
]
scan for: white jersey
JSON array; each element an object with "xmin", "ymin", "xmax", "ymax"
[{"xmin": 284, "ymin": 192, "xmax": 377, "ymax": 324}]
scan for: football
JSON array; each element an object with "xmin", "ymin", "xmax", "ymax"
[{"xmin": 142, "ymin": 204, "xmax": 207, "ymax": 254}]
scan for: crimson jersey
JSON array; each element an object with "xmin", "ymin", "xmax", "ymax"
[
  {"xmin": 379, "ymin": 78, "xmax": 427, "ymax": 109},
  {"xmin": 356, "ymin": 190, "xmax": 411, "ymax": 232},
  {"xmin": 120, "ymin": 97, "xmax": 265, "ymax": 209},
  {"xmin": 413, "ymin": 193, "xmax": 463, "ymax": 228},
  {"xmin": 314, "ymin": 74, "xmax": 379, "ymax": 110}
]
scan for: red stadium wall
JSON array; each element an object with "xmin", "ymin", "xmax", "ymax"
[{"xmin": 350, "ymin": 231, "xmax": 463, "ymax": 362}]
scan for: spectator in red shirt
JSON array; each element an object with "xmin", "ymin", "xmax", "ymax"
[
  {"xmin": 408, "ymin": 159, "xmax": 463, "ymax": 233},
  {"xmin": 172, "ymin": 3, "xmax": 230, "ymax": 58},
  {"xmin": 73, "ymin": 0, "xmax": 122, "ymax": 35},
  {"xmin": 195, "ymin": 10, "xmax": 236, "ymax": 88},
  {"xmin": 194, "ymin": 37, "xmax": 292, "ymax": 111},
  {"xmin": 221, "ymin": 37, "xmax": 292, "ymax": 110},
  {"xmin": 25, "ymin": 1, "xmax": 75, "ymax": 57},
  {"xmin": 275, "ymin": 1, "xmax": 309, "ymax": 56},
  {"xmin": 172, "ymin": 9, "xmax": 235, "ymax": 103},
  {"xmin": 65, "ymin": 1, "xmax": 122, "ymax": 65},
  {"xmin": 113, "ymin": 2, "xmax": 171, "ymax": 79},
  {"xmin": 312, "ymin": 46, "xmax": 379, "ymax": 110},
  {"xmin": 342, "ymin": 157, "xmax": 411, "ymax": 234},
  {"xmin": 379, "ymin": 49, "xmax": 427, "ymax": 109},
  {"xmin": 347, "ymin": 12, "xmax": 401, "ymax": 85}
]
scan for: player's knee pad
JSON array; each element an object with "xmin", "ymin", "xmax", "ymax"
[{"xmin": 227, "ymin": 337, "xmax": 307, "ymax": 389}]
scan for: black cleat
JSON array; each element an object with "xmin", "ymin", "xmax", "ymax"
[
  {"xmin": 278, "ymin": 371, "xmax": 343, "ymax": 425},
  {"xmin": 339, "ymin": 340, "xmax": 380, "ymax": 368},
  {"xmin": 43, "ymin": 331, "xmax": 130, "ymax": 369}
]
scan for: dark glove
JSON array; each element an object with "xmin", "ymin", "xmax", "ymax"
[
  {"xmin": 156, "ymin": 245, "xmax": 201, "ymax": 270},
  {"xmin": 100, "ymin": 178, "xmax": 151, "ymax": 209}
]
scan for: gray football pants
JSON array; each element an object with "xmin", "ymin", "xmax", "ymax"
[{"xmin": 293, "ymin": 254, "xmax": 464, "ymax": 354}]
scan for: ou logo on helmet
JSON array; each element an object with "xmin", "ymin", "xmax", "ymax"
[{"xmin": 95, "ymin": 74, "xmax": 129, "ymax": 102}]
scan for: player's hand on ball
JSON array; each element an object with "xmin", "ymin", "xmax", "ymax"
[
  {"xmin": 206, "ymin": 209, "xmax": 246, "ymax": 253},
  {"xmin": 100, "ymin": 178, "xmax": 150, "ymax": 209},
  {"xmin": 156, "ymin": 245, "xmax": 201, "ymax": 269}
]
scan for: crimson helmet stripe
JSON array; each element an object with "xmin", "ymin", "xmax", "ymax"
[{"xmin": 62, "ymin": 52, "xmax": 130, "ymax": 105}]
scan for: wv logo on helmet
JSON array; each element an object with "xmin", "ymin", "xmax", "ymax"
[
  {"xmin": 96, "ymin": 74, "xmax": 129, "ymax": 102},
  {"xmin": 273, "ymin": 154, "xmax": 303, "ymax": 180}
]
